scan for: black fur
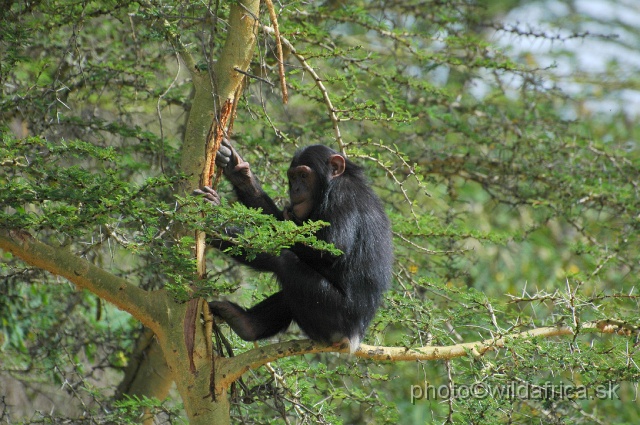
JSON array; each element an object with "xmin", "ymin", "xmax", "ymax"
[{"xmin": 207, "ymin": 144, "xmax": 393, "ymax": 350}]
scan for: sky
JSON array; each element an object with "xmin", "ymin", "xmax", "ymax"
[{"xmin": 499, "ymin": 0, "xmax": 640, "ymax": 117}]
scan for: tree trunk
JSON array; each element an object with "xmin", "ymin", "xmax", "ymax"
[{"xmin": 120, "ymin": 1, "xmax": 262, "ymax": 422}]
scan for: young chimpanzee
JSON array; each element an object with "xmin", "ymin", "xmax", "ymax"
[{"xmin": 195, "ymin": 139, "xmax": 392, "ymax": 351}]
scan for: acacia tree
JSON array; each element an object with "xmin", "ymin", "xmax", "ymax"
[{"xmin": 1, "ymin": 0, "xmax": 639, "ymax": 424}]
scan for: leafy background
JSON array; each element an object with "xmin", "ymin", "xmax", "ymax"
[{"xmin": 1, "ymin": 0, "xmax": 639, "ymax": 423}]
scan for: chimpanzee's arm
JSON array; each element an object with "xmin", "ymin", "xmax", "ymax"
[
  {"xmin": 207, "ymin": 232, "xmax": 288, "ymax": 273},
  {"xmin": 286, "ymin": 209, "xmax": 361, "ymax": 273},
  {"xmin": 195, "ymin": 184, "xmax": 339, "ymax": 275},
  {"xmin": 194, "ymin": 186, "xmax": 304, "ymax": 272},
  {"xmin": 208, "ymin": 231, "xmax": 338, "ymax": 278},
  {"xmin": 287, "ymin": 242, "xmax": 339, "ymax": 272},
  {"xmin": 216, "ymin": 139, "xmax": 284, "ymax": 220}
]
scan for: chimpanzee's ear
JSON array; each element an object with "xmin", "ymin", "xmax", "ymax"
[{"xmin": 328, "ymin": 154, "xmax": 346, "ymax": 178}]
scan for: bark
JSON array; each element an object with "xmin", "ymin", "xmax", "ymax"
[{"xmin": 1, "ymin": 2, "xmax": 263, "ymax": 423}]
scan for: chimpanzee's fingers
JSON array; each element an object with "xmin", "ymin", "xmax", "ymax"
[
  {"xmin": 215, "ymin": 144, "xmax": 233, "ymax": 168},
  {"xmin": 203, "ymin": 192, "xmax": 220, "ymax": 205},
  {"xmin": 204, "ymin": 193, "xmax": 221, "ymax": 205},
  {"xmin": 220, "ymin": 138, "xmax": 233, "ymax": 150},
  {"xmin": 193, "ymin": 185, "xmax": 214, "ymax": 195},
  {"xmin": 193, "ymin": 186, "xmax": 221, "ymax": 205}
]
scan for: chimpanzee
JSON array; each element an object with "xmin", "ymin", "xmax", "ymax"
[{"xmin": 195, "ymin": 139, "xmax": 392, "ymax": 351}]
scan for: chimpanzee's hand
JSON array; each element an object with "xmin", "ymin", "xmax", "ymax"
[
  {"xmin": 216, "ymin": 139, "xmax": 254, "ymax": 189},
  {"xmin": 193, "ymin": 186, "xmax": 221, "ymax": 206}
]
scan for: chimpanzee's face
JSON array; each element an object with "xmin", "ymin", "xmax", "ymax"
[{"xmin": 287, "ymin": 164, "xmax": 316, "ymax": 221}]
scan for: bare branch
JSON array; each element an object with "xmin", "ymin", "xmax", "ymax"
[
  {"xmin": 264, "ymin": 0, "xmax": 288, "ymax": 103},
  {"xmin": 261, "ymin": 24, "xmax": 345, "ymax": 154},
  {"xmin": 217, "ymin": 320, "xmax": 638, "ymax": 388}
]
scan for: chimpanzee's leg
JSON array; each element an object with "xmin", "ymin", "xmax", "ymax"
[
  {"xmin": 209, "ymin": 291, "xmax": 292, "ymax": 341},
  {"xmin": 271, "ymin": 251, "xmax": 365, "ymax": 349}
]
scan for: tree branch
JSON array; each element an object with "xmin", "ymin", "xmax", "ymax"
[
  {"xmin": 0, "ymin": 229, "xmax": 164, "ymax": 333},
  {"xmin": 264, "ymin": 0, "xmax": 288, "ymax": 103},
  {"xmin": 216, "ymin": 320, "xmax": 638, "ymax": 388},
  {"xmin": 261, "ymin": 24, "xmax": 345, "ymax": 155}
]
